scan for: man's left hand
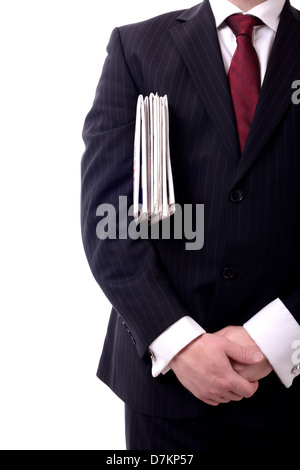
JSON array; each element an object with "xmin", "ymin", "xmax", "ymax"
[{"xmin": 216, "ymin": 326, "xmax": 273, "ymax": 382}]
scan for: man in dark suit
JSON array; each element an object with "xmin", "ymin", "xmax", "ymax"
[{"xmin": 81, "ymin": 0, "xmax": 300, "ymax": 449}]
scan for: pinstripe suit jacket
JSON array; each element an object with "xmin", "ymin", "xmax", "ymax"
[{"xmin": 81, "ymin": 0, "xmax": 300, "ymax": 425}]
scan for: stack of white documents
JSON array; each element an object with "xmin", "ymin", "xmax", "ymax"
[{"xmin": 133, "ymin": 93, "xmax": 176, "ymax": 225}]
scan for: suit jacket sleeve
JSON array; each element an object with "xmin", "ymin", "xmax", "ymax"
[
  {"xmin": 281, "ymin": 288, "xmax": 300, "ymax": 321},
  {"xmin": 81, "ymin": 28, "xmax": 191, "ymax": 359}
]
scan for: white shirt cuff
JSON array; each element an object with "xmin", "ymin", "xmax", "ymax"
[
  {"xmin": 244, "ymin": 298, "xmax": 300, "ymax": 388},
  {"xmin": 149, "ymin": 316, "xmax": 206, "ymax": 377}
]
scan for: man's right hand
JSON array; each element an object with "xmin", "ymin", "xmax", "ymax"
[{"xmin": 170, "ymin": 333, "xmax": 263, "ymax": 406}]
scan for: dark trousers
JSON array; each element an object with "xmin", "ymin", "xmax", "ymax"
[{"xmin": 125, "ymin": 404, "xmax": 298, "ymax": 450}]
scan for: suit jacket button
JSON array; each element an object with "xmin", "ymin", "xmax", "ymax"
[
  {"xmin": 230, "ymin": 189, "xmax": 244, "ymax": 203},
  {"xmin": 223, "ymin": 267, "xmax": 236, "ymax": 279}
]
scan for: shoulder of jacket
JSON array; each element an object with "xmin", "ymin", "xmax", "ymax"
[{"xmin": 117, "ymin": 8, "xmax": 186, "ymax": 37}]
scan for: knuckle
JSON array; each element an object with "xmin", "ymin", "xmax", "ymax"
[{"xmin": 238, "ymin": 346, "xmax": 247, "ymax": 363}]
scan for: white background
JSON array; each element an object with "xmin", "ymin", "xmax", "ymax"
[{"xmin": 1, "ymin": 0, "xmax": 299, "ymax": 451}]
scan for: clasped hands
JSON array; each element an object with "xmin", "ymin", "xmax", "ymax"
[{"xmin": 170, "ymin": 326, "xmax": 273, "ymax": 406}]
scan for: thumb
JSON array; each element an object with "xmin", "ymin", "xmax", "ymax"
[{"xmin": 225, "ymin": 340, "xmax": 264, "ymax": 365}]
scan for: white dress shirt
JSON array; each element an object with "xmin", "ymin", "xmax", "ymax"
[{"xmin": 149, "ymin": 0, "xmax": 300, "ymax": 388}]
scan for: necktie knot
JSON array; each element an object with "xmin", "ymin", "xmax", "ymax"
[{"xmin": 226, "ymin": 14, "xmax": 263, "ymax": 38}]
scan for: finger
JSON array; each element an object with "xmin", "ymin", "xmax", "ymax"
[
  {"xmin": 201, "ymin": 378, "xmax": 245, "ymax": 403},
  {"xmin": 231, "ymin": 360, "xmax": 243, "ymax": 371},
  {"xmin": 201, "ymin": 398, "xmax": 220, "ymax": 407},
  {"xmin": 214, "ymin": 397, "xmax": 231, "ymax": 404},
  {"xmin": 225, "ymin": 340, "xmax": 263, "ymax": 366},
  {"xmin": 222, "ymin": 391, "xmax": 244, "ymax": 402},
  {"xmin": 211, "ymin": 389, "xmax": 243, "ymax": 403},
  {"xmin": 203, "ymin": 393, "xmax": 242, "ymax": 405},
  {"xmin": 229, "ymin": 372, "xmax": 259, "ymax": 398}
]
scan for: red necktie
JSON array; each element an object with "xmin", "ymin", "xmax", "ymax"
[{"xmin": 226, "ymin": 15, "xmax": 263, "ymax": 152}]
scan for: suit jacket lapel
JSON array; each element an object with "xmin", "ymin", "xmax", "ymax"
[
  {"xmin": 233, "ymin": 1, "xmax": 300, "ymax": 185},
  {"xmin": 170, "ymin": 0, "xmax": 241, "ymax": 164}
]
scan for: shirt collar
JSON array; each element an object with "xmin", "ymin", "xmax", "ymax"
[{"xmin": 208, "ymin": 0, "xmax": 286, "ymax": 32}]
